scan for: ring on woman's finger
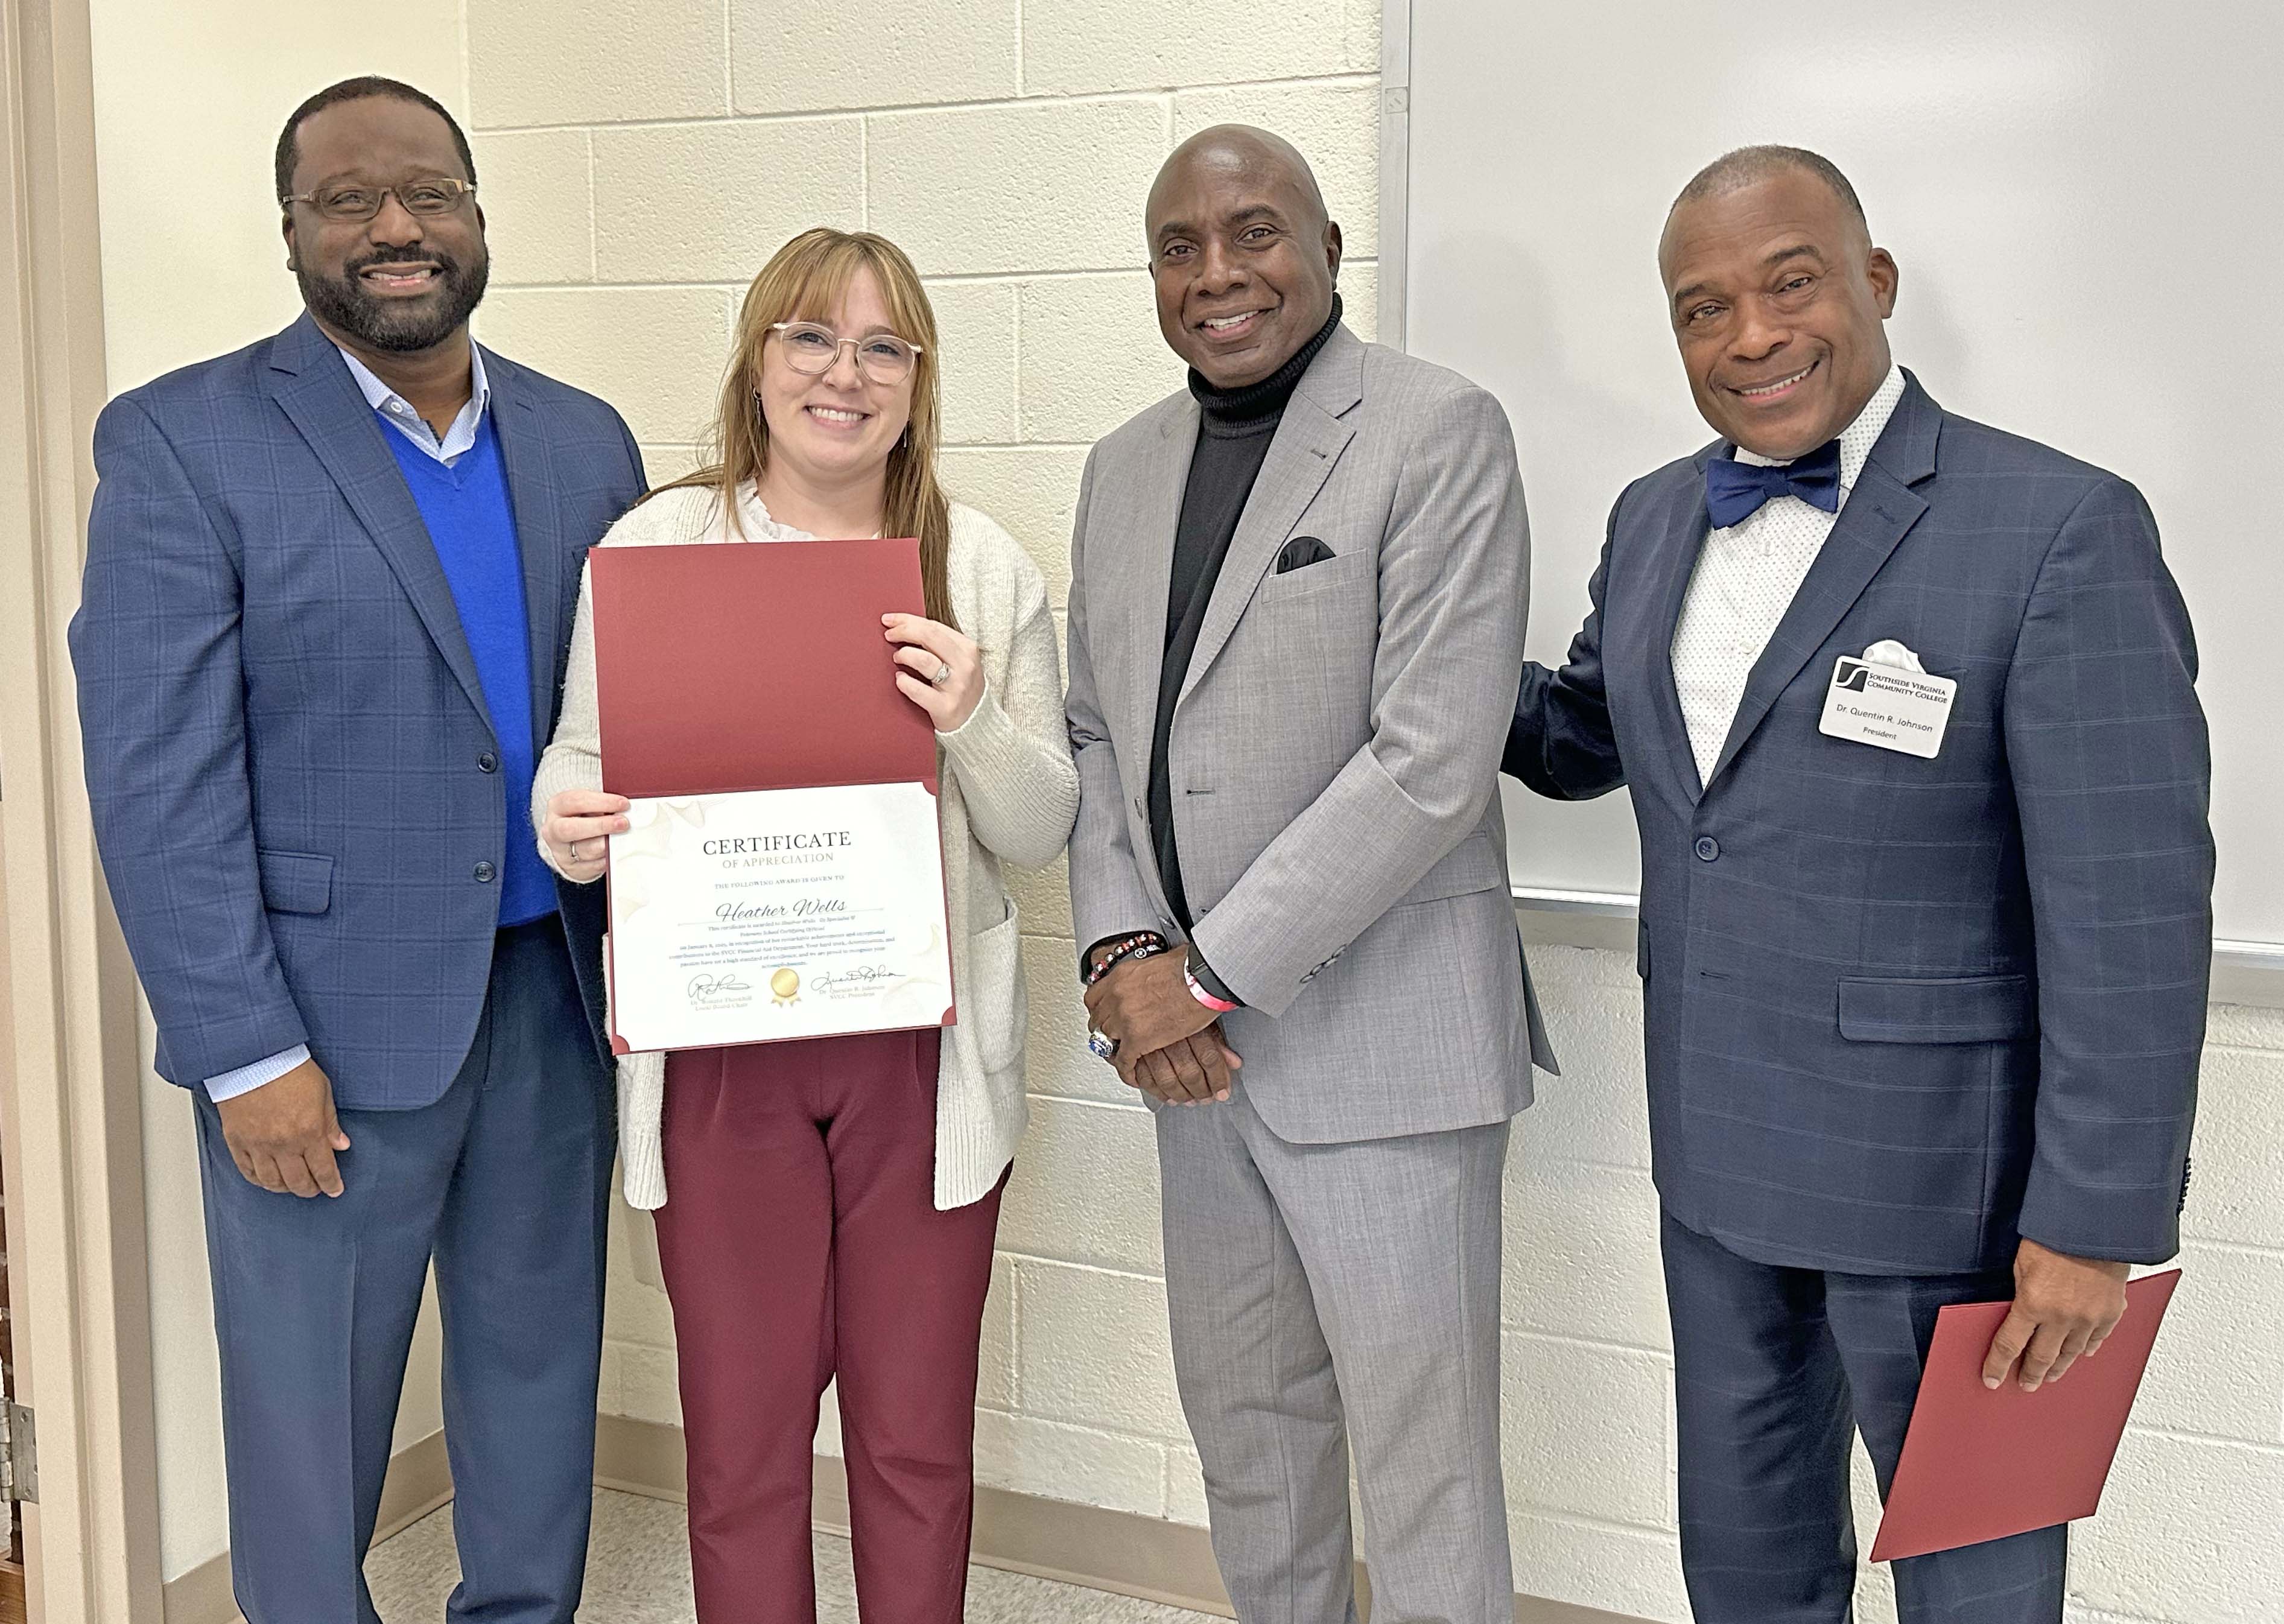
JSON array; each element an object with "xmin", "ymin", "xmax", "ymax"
[{"xmin": 930, "ymin": 661, "xmax": 953, "ymax": 687}]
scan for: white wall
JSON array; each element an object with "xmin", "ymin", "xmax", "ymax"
[
  {"xmin": 1417, "ymin": 1, "xmax": 2284, "ymax": 949},
  {"xmin": 85, "ymin": 0, "xmax": 467, "ymax": 1581}
]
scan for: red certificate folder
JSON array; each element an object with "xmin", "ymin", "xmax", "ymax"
[
  {"xmin": 586, "ymin": 537, "xmax": 951, "ymax": 1051},
  {"xmin": 1870, "ymin": 1269, "xmax": 2180, "ymax": 1562},
  {"xmin": 587, "ymin": 537, "xmax": 937, "ymax": 798}
]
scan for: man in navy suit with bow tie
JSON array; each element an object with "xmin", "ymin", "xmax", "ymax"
[{"xmin": 1505, "ymin": 147, "xmax": 2212, "ymax": 1622}]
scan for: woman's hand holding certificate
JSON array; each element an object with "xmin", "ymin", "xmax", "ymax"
[
  {"xmin": 883, "ymin": 611, "xmax": 983, "ymax": 731},
  {"xmin": 541, "ymin": 788, "xmax": 631, "ymax": 882}
]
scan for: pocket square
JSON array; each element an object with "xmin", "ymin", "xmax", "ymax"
[{"xmin": 1275, "ymin": 535, "xmax": 1335, "ymax": 574}]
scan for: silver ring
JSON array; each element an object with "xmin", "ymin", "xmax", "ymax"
[
  {"xmin": 930, "ymin": 662, "xmax": 953, "ymax": 687},
  {"xmin": 568, "ymin": 838, "xmax": 587, "ymax": 863},
  {"xmin": 1088, "ymin": 1029, "xmax": 1120, "ymax": 1062}
]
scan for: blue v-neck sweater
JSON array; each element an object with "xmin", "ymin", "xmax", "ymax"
[{"xmin": 383, "ymin": 415, "xmax": 554, "ymax": 925}]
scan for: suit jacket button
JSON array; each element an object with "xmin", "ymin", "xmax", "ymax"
[
  {"xmin": 474, "ymin": 861, "xmax": 496, "ymax": 883},
  {"xmin": 1694, "ymin": 836, "xmax": 1720, "ymax": 862},
  {"xmin": 478, "ymin": 751, "xmax": 499, "ymax": 773}
]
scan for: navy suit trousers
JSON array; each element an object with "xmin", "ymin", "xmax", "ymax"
[
  {"xmin": 1662, "ymin": 1213, "xmax": 2067, "ymax": 1624},
  {"xmin": 194, "ymin": 916, "xmax": 614, "ymax": 1624}
]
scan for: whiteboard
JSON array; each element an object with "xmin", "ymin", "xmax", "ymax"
[{"xmin": 1394, "ymin": 1, "xmax": 2283, "ymax": 947}]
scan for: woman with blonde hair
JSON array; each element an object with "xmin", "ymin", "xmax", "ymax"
[{"xmin": 533, "ymin": 228, "xmax": 1076, "ymax": 1619}]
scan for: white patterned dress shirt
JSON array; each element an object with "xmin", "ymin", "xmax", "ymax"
[
  {"xmin": 1670, "ymin": 364, "xmax": 1906, "ymax": 784},
  {"xmin": 200, "ymin": 346, "xmax": 493, "ymax": 1103}
]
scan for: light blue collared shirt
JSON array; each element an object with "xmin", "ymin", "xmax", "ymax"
[
  {"xmin": 200, "ymin": 344, "xmax": 495, "ymax": 1105},
  {"xmin": 337, "ymin": 342, "xmax": 492, "ymax": 464}
]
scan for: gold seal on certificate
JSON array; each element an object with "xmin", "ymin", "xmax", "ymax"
[{"xmin": 605, "ymin": 782, "xmax": 952, "ymax": 1052}]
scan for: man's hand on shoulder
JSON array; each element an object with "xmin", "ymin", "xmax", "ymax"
[
  {"xmin": 1981, "ymin": 1237, "xmax": 2131, "ymax": 1392},
  {"xmin": 217, "ymin": 1056, "xmax": 352, "ymax": 1198}
]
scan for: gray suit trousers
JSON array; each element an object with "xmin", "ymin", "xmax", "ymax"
[{"xmin": 1158, "ymin": 1086, "xmax": 1512, "ymax": 1624}]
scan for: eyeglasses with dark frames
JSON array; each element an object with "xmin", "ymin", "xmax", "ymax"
[{"xmin": 281, "ymin": 178, "xmax": 478, "ymax": 224}]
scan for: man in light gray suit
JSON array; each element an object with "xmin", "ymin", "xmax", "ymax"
[{"xmin": 1067, "ymin": 126, "xmax": 1553, "ymax": 1624}]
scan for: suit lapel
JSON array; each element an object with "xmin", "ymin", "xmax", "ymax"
[
  {"xmin": 1645, "ymin": 465, "xmax": 1716, "ymax": 804},
  {"xmin": 1117, "ymin": 399, "xmax": 1198, "ymax": 758},
  {"xmin": 1176, "ymin": 329, "xmax": 1362, "ymax": 705},
  {"xmin": 1701, "ymin": 376, "xmax": 1941, "ymax": 791},
  {"xmin": 264, "ymin": 314, "xmax": 494, "ymax": 737},
  {"xmin": 484, "ymin": 349, "xmax": 572, "ymax": 745}
]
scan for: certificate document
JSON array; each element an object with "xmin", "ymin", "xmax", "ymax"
[{"xmin": 606, "ymin": 782, "xmax": 953, "ymax": 1053}]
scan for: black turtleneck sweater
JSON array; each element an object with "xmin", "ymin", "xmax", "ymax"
[{"xmin": 1149, "ymin": 296, "xmax": 1343, "ymax": 942}]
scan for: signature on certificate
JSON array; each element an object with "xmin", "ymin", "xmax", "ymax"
[
  {"xmin": 811, "ymin": 965, "xmax": 896, "ymax": 995},
  {"xmin": 685, "ymin": 972, "xmax": 754, "ymax": 1009}
]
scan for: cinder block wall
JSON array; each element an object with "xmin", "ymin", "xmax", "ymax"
[{"xmin": 462, "ymin": 6, "xmax": 2284, "ymax": 1622}]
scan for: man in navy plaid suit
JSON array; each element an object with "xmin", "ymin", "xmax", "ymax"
[
  {"xmin": 71, "ymin": 78, "xmax": 641, "ymax": 1622},
  {"xmin": 1506, "ymin": 147, "xmax": 2211, "ymax": 1622}
]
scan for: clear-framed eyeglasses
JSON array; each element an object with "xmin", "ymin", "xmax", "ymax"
[
  {"xmin": 767, "ymin": 322, "xmax": 923, "ymax": 385},
  {"xmin": 281, "ymin": 177, "xmax": 478, "ymax": 223}
]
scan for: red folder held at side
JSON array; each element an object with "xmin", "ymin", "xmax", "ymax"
[
  {"xmin": 587, "ymin": 536, "xmax": 937, "ymax": 798},
  {"xmin": 1871, "ymin": 1269, "xmax": 2180, "ymax": 1563}
]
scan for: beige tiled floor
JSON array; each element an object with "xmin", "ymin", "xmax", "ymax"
[{"xmin": 365, "ymin": 1487, "xmax": 1220, "ymax": 1622}]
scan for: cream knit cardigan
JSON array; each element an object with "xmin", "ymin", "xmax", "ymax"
[{"xmin": 532, "ymin": 483, "xmax": 1077, "ymax": 1211}]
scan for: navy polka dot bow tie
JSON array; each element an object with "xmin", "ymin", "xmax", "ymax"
[{"xmin": 1703, "ymin": 439, "xmax": 1842, "ymax": 529}]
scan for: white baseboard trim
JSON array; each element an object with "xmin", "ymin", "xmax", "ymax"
[
  {"xmin": 594, "ymin": 1412, "xmax": 1648, "ymax": 1624},
  {"xmin": 159, "ymin": 1429, "xmax": 455, "ymax": 1624}
]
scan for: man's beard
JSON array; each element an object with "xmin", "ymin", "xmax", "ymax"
[{"xmin": 299, "ymin": 245, "xmax": 489, "ymax": 354}]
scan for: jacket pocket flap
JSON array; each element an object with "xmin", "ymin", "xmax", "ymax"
[
  {"xmin": 1838, "ymin": 974, "xmax": 2034, "ymax": 1044},
  {"xmin": 257, "ymin": 849, "xmax": 334, "ymax": 915},
  {"xmin": 1396, "ymin": 831, "xmax": 1505, "ymax": 909}
]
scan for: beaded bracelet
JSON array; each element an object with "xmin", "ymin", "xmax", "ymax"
[
  {"xmin": 1088, "ymin": 928, "xmax": 1163, "ymax": 964},
  {"xmin": 1085, "ymin": 933, "xmax": 1170, "ymax": 988}
]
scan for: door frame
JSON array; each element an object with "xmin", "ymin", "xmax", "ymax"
[{"xmin": 0, "ymin": 0, "xmax": 166, "ymax": 1617}]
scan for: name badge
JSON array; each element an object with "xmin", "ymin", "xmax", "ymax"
[{"xmin": 1818, "ymin": 654, "xmax": 1956, "ymax": 758}]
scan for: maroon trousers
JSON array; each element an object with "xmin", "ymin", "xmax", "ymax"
[{"xmin": 654, "ymin": 1029, "xmax": 1003, "ymax": 1623}]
